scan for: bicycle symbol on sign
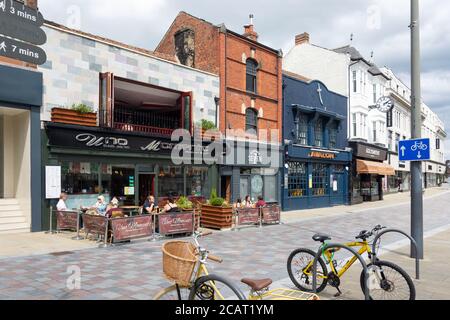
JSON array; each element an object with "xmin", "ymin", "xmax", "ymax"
[{"xmin": 410, "ymin": 141, "xmax": 428, "ymax": 152}]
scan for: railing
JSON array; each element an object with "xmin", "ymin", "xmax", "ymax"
[{"xmin": 99, "ymin": 108, "xmax": 180, "ymax": 136}]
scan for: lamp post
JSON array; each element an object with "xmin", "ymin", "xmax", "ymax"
[{"xmin": 410, "ymin": 0, "xmax": 424, "ymax": 259}]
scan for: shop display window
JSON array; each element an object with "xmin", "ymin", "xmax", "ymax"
[
  {"xmin": 158, "ymin": 165, "xmax": 184, "ymax": 197},
  {"xmin": 186, "ymin": 166, "xmax": 210, "ymax": 197},
  {"xmin": 61, "ymin": 161, "xmax": 99, "ymax": 195},
  {"xmin": 288, "ymin": 162, "xmax": 307, "ymax": 198},
  {"xmin": 312, "ymin": 163, "xmax": 328, "ymax": 196}
]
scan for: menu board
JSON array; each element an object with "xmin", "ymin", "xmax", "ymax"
[{"xmin": 45, "ymin": 166, "xmax": 61, "ymax": 199}]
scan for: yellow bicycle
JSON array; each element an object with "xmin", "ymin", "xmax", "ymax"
[
  {"xmin": 154, "ymin": 232, "xmax": 318, "ymax": 300},
  {"xmin": 287, "ymin": 225, "xmax": 416, "ymax": 300}
]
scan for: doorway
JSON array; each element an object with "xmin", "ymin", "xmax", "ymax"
[{"xmin": 139, "ymin": 174, "xmax": 155, "ymax": 205}]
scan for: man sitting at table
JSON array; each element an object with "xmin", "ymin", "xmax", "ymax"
[
  {"xmin": 143, "ymin": 195, "xmax": 156, "ymax": 214},
  {"xmin": 255, "ymin": 195, "xmax": 266, "ymax": 208}
]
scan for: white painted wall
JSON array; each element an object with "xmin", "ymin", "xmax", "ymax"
[{"xmin": 283, "ymin": 43, "xmax": 349, "ymax": 96}]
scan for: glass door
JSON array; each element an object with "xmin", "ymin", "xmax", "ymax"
[{"xmin": 240, "ymin": 176, "xmax": 249, "ymax": 202}]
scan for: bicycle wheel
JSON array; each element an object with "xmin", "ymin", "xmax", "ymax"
[
  {"xmin": 360, "ymin": 260, "xmax": 416, "ymax": 300},
  {"xmin": 188, "ymin": 274, "xmax": 246, "ymax": 300},
  {"xmin": 154, "ymin": 284, "xmax": 191, "ymax": 300},
  {"xmin": 287, "ymin": 248, "xmax": 328, "ymax": 293}
]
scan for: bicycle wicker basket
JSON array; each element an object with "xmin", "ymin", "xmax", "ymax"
[{"xmin": 162, "ymin": 241, "xmax": 198, "ymax": 287}]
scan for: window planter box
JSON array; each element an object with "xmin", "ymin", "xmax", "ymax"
[
  {"xmin": 194, "ymin": 127, "xmax": 221, "ymax": 141},
  {"xmin": 51, "ymin": 107, "xmax": 97, "ymax": 127},
  {"xmin": 200, "ymin": 204, "xmax": 233, "ymax": 230}
]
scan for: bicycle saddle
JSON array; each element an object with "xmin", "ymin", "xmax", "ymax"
[
  {"xmin": 241, "ymin": 278, "xmax": 273, "ymax": 291},
  {"xmin": 312, "ymin": 233, "xmax": 332, "ymax": 242}
]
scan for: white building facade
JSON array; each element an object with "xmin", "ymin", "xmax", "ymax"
[{"xmin": 284, "ymin": 33, "xmax": 447, "ymax": 203}]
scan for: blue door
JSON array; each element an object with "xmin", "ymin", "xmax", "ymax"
[{"xmin": 330, "ymin": 168, "xmax": 346, "ymax": 206}]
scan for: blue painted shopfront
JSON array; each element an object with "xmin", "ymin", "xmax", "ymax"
[{"xmin": 282, "ymin": 75, "xmax": 352, "ymax": 210}]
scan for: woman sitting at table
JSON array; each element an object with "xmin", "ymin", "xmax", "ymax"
[
  {"xmin": 242, "ymin": 195, "xmax": 253, "ymax": 208},
  {"xmin": 143, "ymin": 195, "xmax": 156, "ymax": 214},
  {"xmin": 82, "ymin": 195, "xmax": 108, "ymax": 216},
  {"xmin": 106, "ymin": 197, "xmax": 124, "ymax": 218},
  {"xmin": 163, "ymin": 197, "xmax": 180, "ymax": 213}
]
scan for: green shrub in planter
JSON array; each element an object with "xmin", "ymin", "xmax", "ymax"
[
  {"xmin": 71, "ymin": 103, "xmax": 94, "ymax": 114},
  {"xmin": 176, "ymin": 196, "xmax": 193, "ymax": 210}
]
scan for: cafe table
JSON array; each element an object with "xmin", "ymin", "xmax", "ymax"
[{"xmin": 120, "ymin": 206, "xmax": 140, "ymax": 216}]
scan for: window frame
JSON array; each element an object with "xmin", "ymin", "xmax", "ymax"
[
  {"xmin": 246, "ymin": 58, "xmax": 258, "ymax": 93},
  {"xmin": 245, "ymin": 108, "xmax": 258, "ymax": 134}
]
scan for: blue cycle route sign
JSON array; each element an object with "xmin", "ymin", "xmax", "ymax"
[{"xmin": 399, "ymin": 138, "xmax": 431, "ymax": 161}]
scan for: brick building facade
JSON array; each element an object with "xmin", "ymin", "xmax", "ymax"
[
  {"xmin": 155, "ymin": 11, "xmax": 283, "ymax": 143},
  {"xmin": 156, "ymin": 12, "xmax": 283, "ymax": 203}
]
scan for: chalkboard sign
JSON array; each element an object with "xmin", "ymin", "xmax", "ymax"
[
  {"xmin": 110, "ymin": 216, "xmax": 152, "ymax": 242},
  {"xmin": 159, "ymin": 212, "xmax": 193, "ymax": 236}
]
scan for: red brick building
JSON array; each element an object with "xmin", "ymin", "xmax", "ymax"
[
  {"xmin": 155, "ymin": 11, "xmax": 283, "ymax": 143},
  {"xmin": 155, "ymin": 12, "xmax": 283, "ymax": 203}
]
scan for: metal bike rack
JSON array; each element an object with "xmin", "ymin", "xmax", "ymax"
[
  {"xmin": 371, "ymin": 229, "xmax": 420, "ymax": 280},
  {"xmin": 312, "ymin": 243, "xmax": 370, "ymax": 300}
]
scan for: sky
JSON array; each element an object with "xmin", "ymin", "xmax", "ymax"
[{"xmin": 39, "ymin": 0, "xmax": 450, "ymax": 161}]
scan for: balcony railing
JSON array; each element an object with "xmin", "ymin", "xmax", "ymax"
[{"xmin": 100, "ymin": 107, "xmax": 180, "ymax": 137}]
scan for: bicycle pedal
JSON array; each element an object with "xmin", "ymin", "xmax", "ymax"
[{"xmin": 334, "ymin": 287, "xmax": 343, "ymax": 297}]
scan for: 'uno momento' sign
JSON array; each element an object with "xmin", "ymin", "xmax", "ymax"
[
  {"xmin": 261, "ymin": 206, "xmax": 281, "ymax": 224},
  {"xmin": 56, "ymin": 210, "xmax": 78, "ymax": 231},
  {"xmin": 110, "ymin": 216, "xmax": 152, "ymax": 242},
  {"xmin": 159, "ymin": 212, "xmax": 194, "ymax": 236},
  {"xmin": 309, "ymin": 151, "xmax": 336, "ymax": 159}
]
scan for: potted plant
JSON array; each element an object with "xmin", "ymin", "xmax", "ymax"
[
  {"xmin": 51, "ymin": 103, "xmax": 97, "ymax": 127},
  {"xmin": 176, "ymin": 196, "xmax": 194, "ymax": 211},
  {"xmin": 195, "ymin": 119, "xmax": 221, "ymax": 141},
  {"xmin": 200, "ymin": 189, "xmax": 233, "ymax": 230}
]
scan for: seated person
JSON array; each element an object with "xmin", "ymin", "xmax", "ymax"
[
  {"xmin": 106, "ymin": 197, "xmax": 124, "ymax": 218},
  {"xmin": 56, "ymin": 192, "xmax": 68, "ymax": 211},
  {"xmin": 163, "ymin": 197, "xmax": 180, "ymax": 213},
  {"xmin": 82, "ymin": 195, "xmax": 108, "ymax": 216},
  {"xmin": 233, "ymin": 198, "xmax": 242, "ymax": 210},
  {"xmin": 255, "ymin": 195, "xmax": 266, "ymax": 208},
  {"xmin": 143, "ymin": 195, "xmax": 156, "ymax": 214}
]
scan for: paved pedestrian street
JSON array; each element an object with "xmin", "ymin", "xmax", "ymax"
[{"xmin": 1, "ymin": 189, "xmax": 450, "ymax": 300}]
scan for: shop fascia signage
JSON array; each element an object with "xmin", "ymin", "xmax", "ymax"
[
  {"xmin": 75, "ymin": 133, "xmax": 175, "ymax": 152},
  {"xmin": 354, "ymin": 143, "xmax": 386, "ymax": 161},
  {"xmin": 309, "ymin": 150, "xmax": 337, "ymax": 159}
]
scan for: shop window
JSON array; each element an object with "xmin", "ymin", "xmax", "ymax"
[
  {"xmin": 61, "ymin": 162, "xmax": 100, "ymax": 195},
  {"xmin": 296, "ymin": 114, "xmax": 308, "ymax": 145},
  {"xmin": 245, "ymin": 108, "xmax": 258, "ymax": 134},
  {"xmin": 186, "ymin": 166, "xmax": 210, "ymax": 197},
  {"xmin": 175, "ymin": 29, "xmax": 195, "ymax": 67},
  {"xmin": 314, "ymin": 120, "xmax": 323, "ymax": 147},
  {"xmin": 329, "ymin": 123, "xmax": 338, "ymax": 149},
  {"xmin": 158, "ymin": 166, "xmax": 184, "ymax": 198},
  {"xmin": 288, "ymin": 162, "xmax": 307, "ymax": 198},
  {"xmin": 264, "ymin": 175, "xmax": 277, "ymax": 203},
  {"xmin": 312, "ymin": 163, "xmax": 328, "ymax": 196},
  {"xmin": 246, "ymin": 59, "xmax": 258, "ymax": 93},
  {"xmin": 110, "ymin": 166, "xmax": 135, "ymax": 205}
]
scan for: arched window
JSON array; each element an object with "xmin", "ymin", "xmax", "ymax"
[
  {"xmin": 246, "ymin": 59, "xmax": 258, "ymax": 93},
  {"xmin": 245, "ymin": 108, "xmax": 258, "ymax": 134}
]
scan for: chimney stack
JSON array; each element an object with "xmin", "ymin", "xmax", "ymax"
[
  {"xmin": 295, "ymin": 32, "xmax": 310, "ymax": 46},
  {"xmin": 26, "ymin": 0, "xmax": 38, "ymax": 9},
  {"xmin": 243, "ymin": 14, "xmax": 259, "ymax": 42}
]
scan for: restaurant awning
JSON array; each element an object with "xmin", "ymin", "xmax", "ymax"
[{"xmin": 356, "ymin": 159, "xmax": 395, "ymax": 176}]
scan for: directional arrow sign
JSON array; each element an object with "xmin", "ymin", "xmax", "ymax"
[
  {"xmin": 0, "ymin": 35, "xmax": 47, "ymax": 65},
  {"xmin": 398, "ymin": 138, "xmax": 431, "ymax": 162},
  {"xmin": 0, "ymin": 13, "xmax": 47, "ymax": 45},
  {"xmin": 0, "ymin": 0, "xmax": 44, "ymax": 27}
]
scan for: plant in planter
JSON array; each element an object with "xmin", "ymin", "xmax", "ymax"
[
  {"xmin": 176, "ymin": 196, "xmax": 194, "ymax": 211},
  {"xmin": 195, "ymin": 119, "xmax": 221, "ymax": 140},
  {"xmin": 201, "ymin": 188, "xmax": 233, "ymax": 230},
  {"xmin": 51, "ymin": 103, "xmax": 97, "ymax": 127}
]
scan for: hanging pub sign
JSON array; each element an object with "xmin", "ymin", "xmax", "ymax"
[
  {"xmin": 0, "ymin": 34, "xmax": 47, "ymax": 65},
  {"xmin": 0, "ymin": 0, "xmax": 46, "ymax": 65}
]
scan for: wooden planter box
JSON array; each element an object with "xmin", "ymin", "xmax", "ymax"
[
  {"xmin": 194, "ymin": 127, "xmax": 221, "ymax": 141},
  {"xmin": 200, "ymin": 204, "xmax": 233, "ymax": 230},
  {"xmin": 51, "ymin": 108, "xmax": 97, "ymax": 127}
]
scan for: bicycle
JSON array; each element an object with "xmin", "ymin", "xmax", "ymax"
[
  {"xmin": 411, "ymin": 141, "xmax": 428, "ymax": 151},
  {"xmin": 287, "ymin": 225, "xmax": 416, "ymax": 300},
  {"xmin": 154, "ymin": 232, "xmax": 319, "ymax": 300}
]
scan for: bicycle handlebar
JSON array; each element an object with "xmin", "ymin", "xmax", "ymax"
[{"xmin": 207, "ymin": 254, "xmax": 223, "ymax": 263}]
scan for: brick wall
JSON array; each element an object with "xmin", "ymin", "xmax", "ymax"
[
  {"xmin": 155, "ymin": 11, "xmax": 283, "ymax": 143},
  {"xmin": 155, "ymin": 12, "xmax": 220, "ymax": 75}
]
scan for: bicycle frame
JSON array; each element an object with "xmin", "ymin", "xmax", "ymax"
[{"xmin": 305, "ymin": 240, "xmax": 374, "ymax": 279}]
